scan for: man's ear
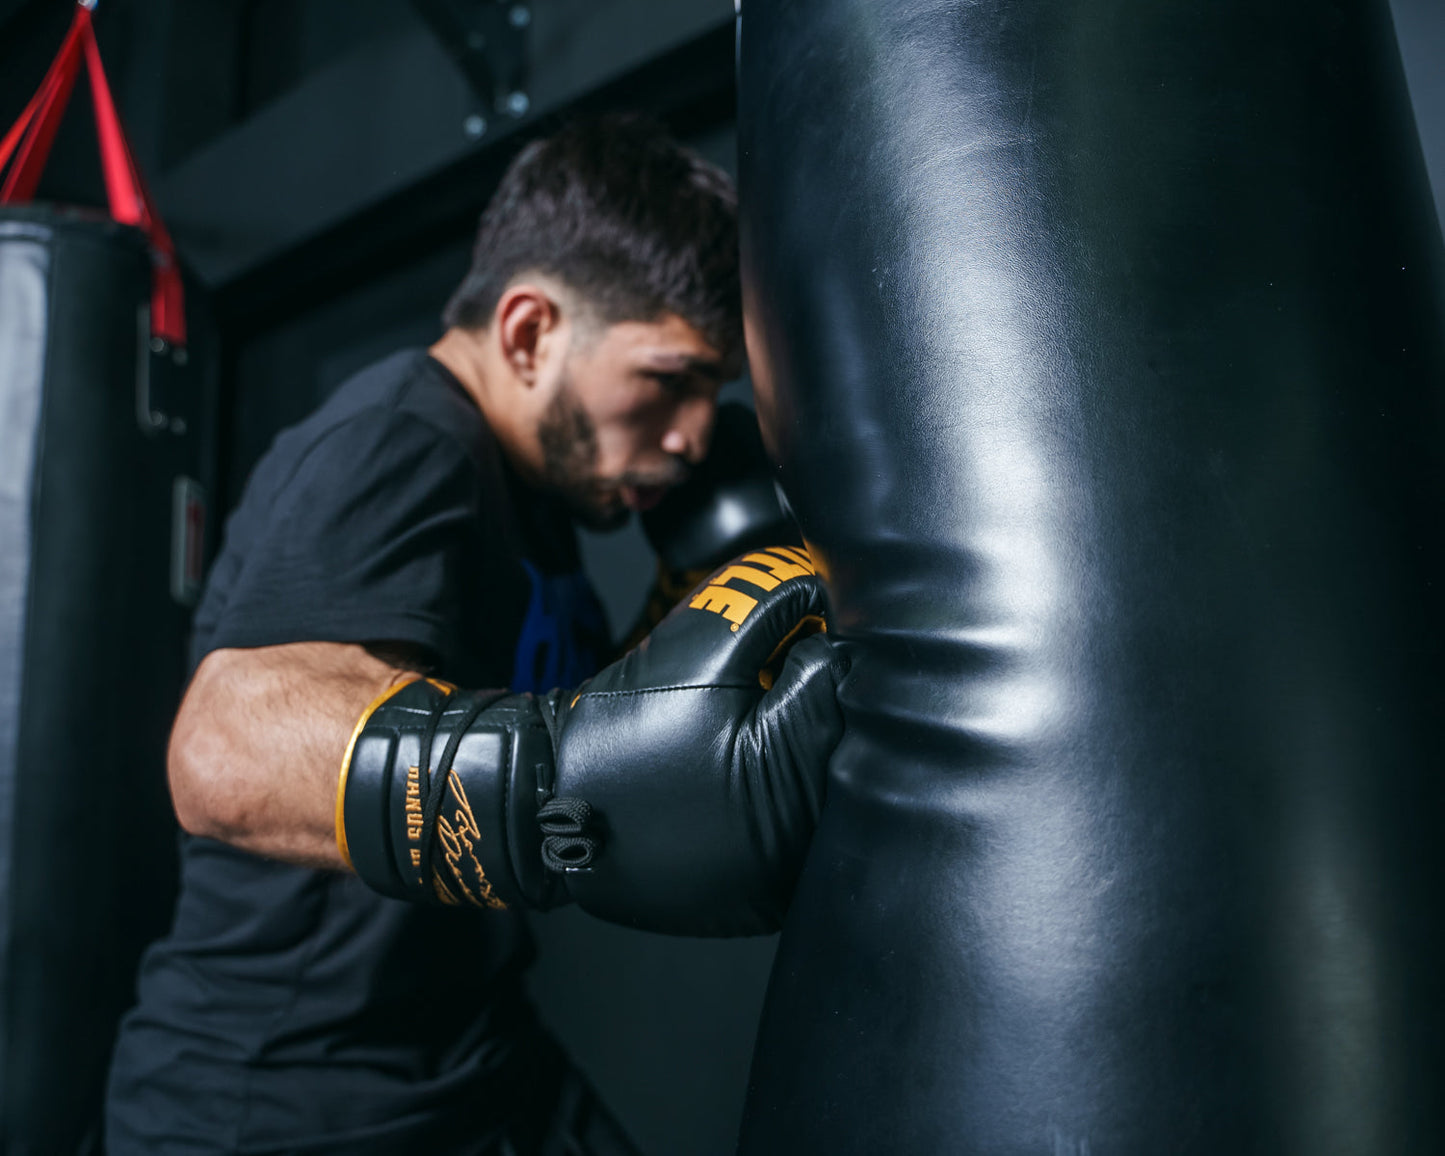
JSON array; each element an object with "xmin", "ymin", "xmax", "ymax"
[{"xmin": 494, "ymin": 284, "xmax": 561, "ymax": 387}]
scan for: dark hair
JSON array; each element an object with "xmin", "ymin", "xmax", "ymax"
[{"xmin": 443, "ymin": 114, "xmax": 740, "ymax": 361}]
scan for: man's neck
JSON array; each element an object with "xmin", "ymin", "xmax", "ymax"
[
  {"xmin": 429, "ymin": 328, "xmax": 491, "ymax": 415},
  {"xmin": 430, "ymin": 327, "xmax": 543, "ymax": 486}
]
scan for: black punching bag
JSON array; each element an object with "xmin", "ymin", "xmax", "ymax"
[
  {"xmin": 738, "ymin": 0, "xmax": 1445, "ymax": 1151},
  {"xmin": 0, "ymin": 208, "xmax": 214, "ymax": 1153}
]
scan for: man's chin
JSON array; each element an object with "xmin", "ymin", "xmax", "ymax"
[
  {"xmin": 559, "ymin": 475, "xmax": 686, "ymax": 532},
  {"xmin": 568, "ymin": 495, "xmax": 632, "ymax": 533}
]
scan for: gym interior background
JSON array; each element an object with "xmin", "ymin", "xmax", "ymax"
[{"xmin": 0, "ymin": 1, "xmax": 1440, "ymax": 1152}]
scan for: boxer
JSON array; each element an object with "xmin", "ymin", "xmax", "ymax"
[{"xmin": 106, "ymin": 114, "xmax": 843, "ymax": 1156}]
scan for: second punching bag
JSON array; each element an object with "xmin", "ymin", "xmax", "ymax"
[
  {"xmin": 0, "ymin": 11, "xmax": 216, "ymax": 1148},
  {"xmin": 738, "ymin": 0, "xmax": 1445, "ymax": 1152},
  {"xmin": 0, "ymin": 209, "xmax": 214, "ymax": 1153}
]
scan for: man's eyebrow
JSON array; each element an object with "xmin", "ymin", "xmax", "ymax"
[{"xmin": 645, "ymin": 354, "xmax": 727, "ymax": 380}]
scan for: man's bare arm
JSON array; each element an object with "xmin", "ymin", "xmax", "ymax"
[{"xmin": 168, "ymin": 641, "xmax": 426, "ymax": 870}]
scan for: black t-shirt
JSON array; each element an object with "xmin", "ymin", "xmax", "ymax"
[{"xmin": 106, "ymin": 351, "xmax": 609, "ymax": 1155}]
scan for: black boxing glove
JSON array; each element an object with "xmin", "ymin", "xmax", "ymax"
[
  {"xmin": 338, "ymin": 545, "xmax": 845, "ymax": 935},
  {"xmin": 622, "ymin": 403, "xmax": 797, "ymax": 650}
]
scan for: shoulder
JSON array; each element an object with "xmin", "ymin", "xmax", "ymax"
[
  {"xmin": 334, "ymin": 349, "xmax": 500, "ymax": 473},
  {"xmin": 392, "ymin": 354, "xmax": 492, "ymax": 448},
  {"xmin": 268, "ymin": 354, "xmax": 490, "ymax": 495},
  {"xmin": 213, "ymin": 350, "xmax": 512, "ymax": 569}
]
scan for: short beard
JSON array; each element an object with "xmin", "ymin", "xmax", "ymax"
[
  {"xmin": 536, "ymin": 384, "xmax": 624, "ymax": 530},
  {"xmin": 535, "ymin": 376, "xmax": 687, "ymax": 531}
]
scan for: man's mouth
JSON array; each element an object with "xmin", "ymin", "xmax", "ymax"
[{"xmin": 619, "ymin": 483, "xmax": 670, "ymax": 512}]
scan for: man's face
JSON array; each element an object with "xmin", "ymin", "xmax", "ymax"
[{"xmin": 537, "ymin": 313, "xmax": 727, "ymax": 530}]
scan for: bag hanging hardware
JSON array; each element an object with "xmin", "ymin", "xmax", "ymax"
[{"xmin": 2, "ymin": 0, "xmax": 205, "ymax": 609}]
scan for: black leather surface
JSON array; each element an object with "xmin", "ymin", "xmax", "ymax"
[
  {"xmin": 736, "ymin": 0, "xmax": 1445, "ymax": 1151},
  {"xmin": 622, "ymin": 402, "xmax": 798, "ymax": 652},
  {"xmin": 344, "ymin": 678, "xmax": 551, "ymax": 909},
  {"xmin": 556, "ymin": 549, "xmax": 842, "ymax": 935},
  {"xmin": 0, "ymin": 220, "xmax": 48, "ymax": 1138},
  {"xmin": 345, "ymin": 548, "xmax": 846, "ymax": 935},
  {"xmin": 0, "ymin": 207, "xmax": 217, "ymax": 1154},
  {"xmin": 642, "ymin": 402, "xmax": 793, "ymax": 573}
]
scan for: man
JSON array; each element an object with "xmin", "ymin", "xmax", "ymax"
[{"xmin": 106, "ymin": 116, "xmax": 842, "ymax": 1155}]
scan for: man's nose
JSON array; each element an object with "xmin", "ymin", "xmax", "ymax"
[{"xmin": 660, "ymin": 395, "xmax": 716, "ymax": 465}]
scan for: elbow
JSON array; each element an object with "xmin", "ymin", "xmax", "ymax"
[
  {"xmin": 167, "ymin": 665, "xmax": 247, "ymax": 842},
  {"xmin": 168, "ymin": 725, "xmax": 215, "ymax": 839},
  {"xmin": 168, "ymin": 711, "xmax": 229, "ymax": 840}
]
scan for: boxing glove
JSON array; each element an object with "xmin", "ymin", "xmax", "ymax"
[
  {"xmin": 621, "ymin": 403, "xmax": 796, "ymax": 650},
  {"xmin": 338, "ymin": 545, "xmax": 844, "ymax": 935}
]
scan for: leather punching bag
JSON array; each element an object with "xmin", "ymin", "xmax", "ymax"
[
  {"xmin": 737, "ymin": 0, "xmax": 1445, "ymax": 1152},
  {"xmin": 0, "ymin": 207, "xmax": 214, "ymax": 1153}
]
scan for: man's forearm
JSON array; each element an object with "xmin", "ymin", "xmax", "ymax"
[{"xmin": 168, "ymin": 642, "xmax": 419, "ymax": 870}]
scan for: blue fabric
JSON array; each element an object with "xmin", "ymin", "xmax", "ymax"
[{"xmin": 512, "ymin": 561, "xmax": 610, "ymax": 694}]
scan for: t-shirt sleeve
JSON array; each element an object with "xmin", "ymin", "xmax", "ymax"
[{"xmin": 204, "ymin": 408, "xmax": 484, "ymax": 663}]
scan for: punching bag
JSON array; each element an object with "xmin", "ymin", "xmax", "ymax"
[
  {"xmin": 0, "ymin": 206, "xmax": 214, "ymax": 1155},
  {"xmin": 738, "ymin": 0, "xmax": 1445, "ymax": 1151},
  {"xmin": 0, "ymin": 9, "xmax": 216, "ymax": 1151}
]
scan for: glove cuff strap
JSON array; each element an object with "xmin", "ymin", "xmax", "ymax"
[
  {"xmin": 339, "ymin": 679, "xmax": 556, "ymax": 908},
  {"xmin": 335, "ymin": 674, "xmax": 424, "ymax": 872}
]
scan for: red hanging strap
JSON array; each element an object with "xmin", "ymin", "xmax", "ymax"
[
  {"xmin": 0, "ymin": 10, "xmax": 87, "ymax": 201},
  {"xmin": 0, "ymin": 2, "xmax": 187, "ymax": 346},
  {"xmin": 83, "ymin": 26, "xmax": 143, "ymax": 225},
  {"xmin": 81, "ymin": 20, "xmax": 185, "ymax": 344}
]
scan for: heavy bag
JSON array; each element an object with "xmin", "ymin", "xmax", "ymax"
[
  {"xmin": 737, "ymin": 0, "xmax": 1445, "ymax": 1151},
  {"xmin": 0, "ymin": 205, "xmax": 215, "ymax": 1153}
]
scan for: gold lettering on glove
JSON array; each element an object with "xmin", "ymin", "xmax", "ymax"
[
  {"xmin": 689, "ymin": 546, "xmax": 817, "ymax": 628},
  {"xmin": 689, "ymin": 584, "xmax": 758, "ymax": 626},
  {"xmin": 741, "ymin": 549, "xmax": 814, "ymax": 582},
  {"xmin": 405, "ymin": 766, "xmax": 424, "ymax": 865}
]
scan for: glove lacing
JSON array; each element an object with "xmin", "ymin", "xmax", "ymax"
[
  {"xmin": 534, "ymin": 691, "xmax": 600, "ymax": 873},
  {"xmin": 413, "ymin": 688, "xmax": 600, "ymax": 895},
  {"xmin": 416, "ymin": 688, "xmax": 504, "ymax": 898}
]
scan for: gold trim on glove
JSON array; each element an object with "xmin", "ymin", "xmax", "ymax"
[{"xmin": 335, "ymin": 674, "xmax": 423, "ymax": 871}]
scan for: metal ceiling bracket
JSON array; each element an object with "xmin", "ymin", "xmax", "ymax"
[{"xmin": 409, "ymin": 0, "xmax": 531, "ymax": 126}]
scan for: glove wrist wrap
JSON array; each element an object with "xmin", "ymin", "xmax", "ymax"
[{"xmin": 338, "ymin": 677, "xmax": 559, "ymax": 909}]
